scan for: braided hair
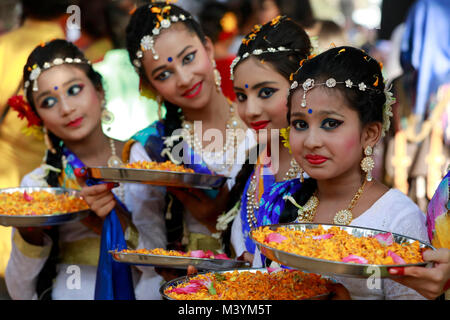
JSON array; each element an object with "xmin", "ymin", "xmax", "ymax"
[
  {"xmin": 285, "ymin": 46, "xmax": 386, "ymax": 212},
  {"xmin": 23, "ymin": 39, "xmax": 103, "ymax": 299}
]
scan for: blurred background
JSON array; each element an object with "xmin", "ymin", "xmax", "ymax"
[{"xmin": 0, "ymin": 0, "xmax": 448, "ymax": 300}]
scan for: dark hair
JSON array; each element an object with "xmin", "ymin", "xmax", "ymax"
[
  {"xmin": 21, "ymin": 0, "xmax": 68, "ymax": 20},
  {"xmin": 286, "ymin": 46, "xmax": 386, "ymax": 207},
  {"xmin": 126, "ymin": 3, "xmax": 207, "ymax": 137},
  {"xmin": 234, "ymin": 16, "xmax": 312, "ymax": 81},
  {"xmin": 223, "ymin": 16, "xmax": 313, "ymax": 253},
  {"xmin": 24, "ymin": 39, "xmax": 103, "ymax": 187},
  {"xmin": 199, "ymin": 1, "xmax": 230, "ymax": 43}
]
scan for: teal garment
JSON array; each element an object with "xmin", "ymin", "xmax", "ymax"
[{"xmin": 93, "ymin": 49, "xmax": 159, "ymax": 141}]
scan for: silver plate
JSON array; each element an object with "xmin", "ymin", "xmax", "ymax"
[
  {"xmin": 0, "ymin": 187, "xmax": 91, "ymax": 227},
  {"xmin": 250, "ymin": 223, "xmax": 435, "ymax": 278},
  {"xmin": 160, "ymin": 268, "xmax": 332, "ymax": 300},
  {"xmin": 110, "ymin": 250, "xmax": 250, "ymax": 270},
  {"xmin": 87, "ymin": 167, "xmax": 228, "ymax": 190}
]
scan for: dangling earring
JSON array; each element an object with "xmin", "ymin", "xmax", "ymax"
[
  {"xmin": 212, "ymin": 60, "xmax": 222, "ymax": 93},
  {"xmin": 100, "ymin": 99, "xmax": 114, "ymax": 125},
  {"xmin": 156, "ymin": 95, "xmax": 163, "ymax": 121},
  {"xmin": 299, "ymin": 167, "xmax": 305, "ymax": 183},
  {"xmin": 361, "ymin": 146, "xmax": 375, "ymax": 181},
  {"xmin": 43, "ymin": 127, "xmax": 56, "ymax": 154}
]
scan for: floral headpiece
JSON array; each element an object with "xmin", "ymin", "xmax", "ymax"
[
  {"xmin": 24, "ymin": 56, "xmax": 91, "ymax": 93},
  {"xmin": 132, "ymin": 1, "xmax": 192, "ymax": 68},
  {"xmin": 289, "ymin": 77, "xmax": 395, "ymax": 137},
  {"xmin": 7, "ymin": 95, "xmax": 43, "ymax": 138}
]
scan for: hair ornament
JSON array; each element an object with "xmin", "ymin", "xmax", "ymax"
[{"xmin": 24, "ymin": 56, "xmax": 91, "ymax": 93}]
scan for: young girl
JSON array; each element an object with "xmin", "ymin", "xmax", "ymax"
[
  {"xmin": 280, "ymin": 46, "xmax": 428, "ymax": 299},
  {"xmin": 5, "ymin": 40, "xmax": 166, "ymax": 300},
  {"xmin": 124, "ymin": 3, "xmax": 254, "ymax": 254},
  {"xmin": 224, "ymin": 16, "xmax": 312, "ymax": 262}
]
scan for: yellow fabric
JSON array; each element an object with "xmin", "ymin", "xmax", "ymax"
[
  {"xmin": 186, "ymin": 232, "xmax": 222, "ymax": 254},
  {"xmin": 12, "ymin": 230, "xmax": 52, "ymax": 260},
  {"xmin": 0, "ymin": 19, "xmax": 65, "ymax": 277},
  {"xmin": 83, "ymin": 38, "xmax": 114, "ymax": 64},
  {"xmin": 59, "ymin": 238, "xmax": 100, "ymax": 266}
]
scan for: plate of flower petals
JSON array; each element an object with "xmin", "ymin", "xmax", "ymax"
[
  {"xmin": 110, "ymin": 248, "xmax": 250, "ymax": 270},
  {"xmin": 160, "ymin": 268, "xmax": 333, "ymax": 300},
  {"xmin": 87, "ymin": 161, "xmax": 228, "ymax": 189},
  {"xmin": 0, "ymin": 187, "xmax": 90, "ymax": 227},
  {"xmin": 250, "ymin": 223, "xmax": 435, "ymax": 278}
]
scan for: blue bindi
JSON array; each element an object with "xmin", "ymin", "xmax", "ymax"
[
  {"xmin": 168, "ymin": 57, "xmax": 173, "ymax": 62},
  {"xmin": 245, "ymin": 84, "xmax": 249, "ymax": 88},
  {"xmin": 54, "ymin": 86, "xmax": 58, "ymax": 90},
  {"xmin": 308, "ymin": 108, "xmax": 313, "ymax": 114}
]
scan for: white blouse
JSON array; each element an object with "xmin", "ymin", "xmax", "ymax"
[
  {"xmin": 5, "ymin": 142, "xmax": 167, "ymax": 300},
  {"xmin": 253, "ymin": 188, "xmax": 429, "ymax": 300}
]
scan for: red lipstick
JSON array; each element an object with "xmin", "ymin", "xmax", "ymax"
[
  {"xmin": 305, "ymin": 154, "xmax": 328, "ymax": 165},
  {"xmin": 250, "ymin": 120, "xmax": 270, "ymax": 131},
  {"xmin": 182, "ymin": 81, "xmax": 203, "ymax": 99},
  {"xmin": 67, "ymin": 117, "xmax": 83, "ymax": 128}
]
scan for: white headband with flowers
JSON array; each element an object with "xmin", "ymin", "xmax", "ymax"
[
  {"xmin": 132, "ymin": 4, "xmax": 192, "ymax": 68},
  {"xmin": 24, "ymin": 57, "xmax": 91, "ymax": 93},
  {"xmin": 290, "ymin": 77, "xmax": 395, "ymax": 137}
]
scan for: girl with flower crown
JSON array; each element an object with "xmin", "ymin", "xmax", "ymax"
[
  {"xmin": 271, "ymin": 46, "xmax": 428, "ymax": 299},
  {"xmin": 220, "ymin": 15, "xmax": 312, "ymax": 263},
  {"xmin": 5, "ymin": 39, "xmax": 166, "ymax": 300},
  {"xmin": 120, "ymin": 2, "xmax": 255, "ymax": 256}
]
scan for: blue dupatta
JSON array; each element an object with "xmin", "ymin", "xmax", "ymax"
[{"xmin": 63, "ymin": 147, "xmax": 135, "ymax": 300}]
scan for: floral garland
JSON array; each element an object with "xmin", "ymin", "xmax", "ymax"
[{"xmin": 7, "ymin": 95, "xmax": 43, "ymax": 139}]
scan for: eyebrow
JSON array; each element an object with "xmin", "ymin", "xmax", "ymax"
[
  {"xmin": 36, "ymin": 77, "xmax": 83, "ymax": 101},
  {"xmin": 233, "ymin": 81, "xmax": 278, "ymax": 91},
  {"xmin": 151, "ymin": 45, "xmax": 194, "ymax": 77}
]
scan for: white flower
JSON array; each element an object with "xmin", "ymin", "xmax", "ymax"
[
  {"xmin": 53, "ymin": 58, "xmax": 63, "ymax": 65},
  {"xmin": 358, "ymin": 82, "xmax": 367, "ymax": 91},
  {"xmin": 29, "ymin": 67, "xmax": 41, "ymax": 81},
  {"xmin": 290, "ymin": 81, "xmax": 298, "ymax": 90},
  {"xmin": 345, "ymin": 79, "xmax": 353, "ymax": 88},
  {"xmin": 302, "ymin": 78, "xmax": 315, "ymax": 91},
  {"xmin": 326, "ymin": 78, "xmax": 337, "ymax": 88}
]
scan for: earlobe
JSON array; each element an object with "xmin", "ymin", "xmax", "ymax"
[
  {"xmin": 363, "ymin": 122, "xmax": 382, "ymax": 147},
  {"xmin": 203, "ymin": 36, "xmax": 215, "ymax": 61}
]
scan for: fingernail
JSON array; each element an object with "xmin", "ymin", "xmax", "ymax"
[
  {"xmin": 388, "ymin": 267, "xmax": 404, "ymax": 276},
  {"xmin": 74, "ymin": 167, "xmax": 87, "ymax": 177},
  {"xmin": 106, "ymin": 182, "xmax": 120, "ymax": 189}
]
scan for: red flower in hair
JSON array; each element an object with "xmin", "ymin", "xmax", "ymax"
[{"xmin": 7, "ymin": 95, "xmax": 42, "ymax": 127}]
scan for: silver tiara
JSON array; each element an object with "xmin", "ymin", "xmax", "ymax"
[
  {"xmin": 229, "ymin": 47, "xmax": 299, "ymax": 80},
  {"xmin": 24, "ymin": 57, "xmax": 91, "ymax": 93}
]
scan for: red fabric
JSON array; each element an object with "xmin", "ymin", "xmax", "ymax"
[{"xmin": 215, "ymin": 55, "xmax": 236, "ymax": 102}]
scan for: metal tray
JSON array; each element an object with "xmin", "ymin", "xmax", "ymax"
[
  {"xmin": 87, "ymin": 167, "xmax": 228, "ymax": 189},
  {"xmin": 250, "ymin": 223, "xmax": 435, "ymax": 278},
  {"xmin": 0, "ymin": 187, "xmax": 91, "ymax": 227},
  {"xmin": 110, "ymin": 250, "xmax": 250, "ymax": 270},
  {"xmin": 160, "ymin": 268, "xmax": 332, "ymax": 300}
]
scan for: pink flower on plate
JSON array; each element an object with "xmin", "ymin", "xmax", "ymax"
[
  {"xmin": 213, "ymin": 253, "xmax": 230, "ymax": 260},
  {"xmin": 387, "ymin": 250, "xmax": 406, "ymax": 264},
  {"xmin": 23, "ymin": 191, "xmax": 33, "ymax": 202},
  {"xmin": 267, "ymin": 267, "xmax": 283, "ymax": 274},
  {"xmin": 264, "ymin": 233, "xmax": 287, "ymax": 243},
  {"xmin": 312, "ymin": 234, "xmax": 333, "ymax": 240},
  {"xmin": 189, "ymin": 250, "xmax": 207, "ymax": 258},
  {"xmin": 342, "ymin": 254, "xmax": 368, "ymax": 264},
  {"xmin": 373, "ymin": 232, "xmax": 394, "ymax": 246}
]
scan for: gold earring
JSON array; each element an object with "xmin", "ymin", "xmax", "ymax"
[
  {"xmin": 101, "ymin": 99, "xmax": 114, "ymax": 125},
  {"xmin": 299, "ymin": 167, "xmax": 305, "ymax": 183},
  {"xmin": 43, "ymin": 127, "xmax": 56, "ymax": 154},
  {"xmin": 212, "ymin": 60, "xmax": 222, "ymax": 93},
  {"xmin": 361, "ymin": 146, "xmax": 375, "ymax": 181}
]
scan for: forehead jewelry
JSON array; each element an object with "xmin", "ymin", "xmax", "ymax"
[
  {"xmin": 24, "ymin": 57, "xmax": 91, "ymax": 93},
  {"xmin": 133, "ymin": 5, "xmax": 192, "ymax": 68}
]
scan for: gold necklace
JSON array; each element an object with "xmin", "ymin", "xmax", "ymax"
[
  {"xmin": 296, "ymin": 179, "xmax": 367, "ymax": 225},
  {"xmin": 107, "ymin": 139, "xmax": 123, "ymax": 168},
  {"xmin": 246, "ymin": 159, "xmax": 301, "ymax": 229}
]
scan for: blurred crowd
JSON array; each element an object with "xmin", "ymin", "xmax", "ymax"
[{"xmin": 0, "ymin": 0, "xmax": 448, "ymax": 299}]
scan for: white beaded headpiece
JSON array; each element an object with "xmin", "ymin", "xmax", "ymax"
[
  {"xmin": 24, "ymin": 57, "xmax": 91, "ymax": 93},
  {"xmin": 290, "ymin": 77, "xmax": 395, "ymax": 137},
  {"xmin": 132, "ymin": 4, "xmax": 192, "ymax": 68},
  {"xmin": 229, "ymin": 46, "xmax": 299, "ymax": 80}
]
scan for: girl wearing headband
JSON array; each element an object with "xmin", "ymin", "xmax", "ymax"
[
  {"xmin": 279, "ymin": 46, "xmax": 428, "ymax": 299},
  {"xmin": 5, "ymin": 40, "xmax": 165, "ymax": 300}
]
